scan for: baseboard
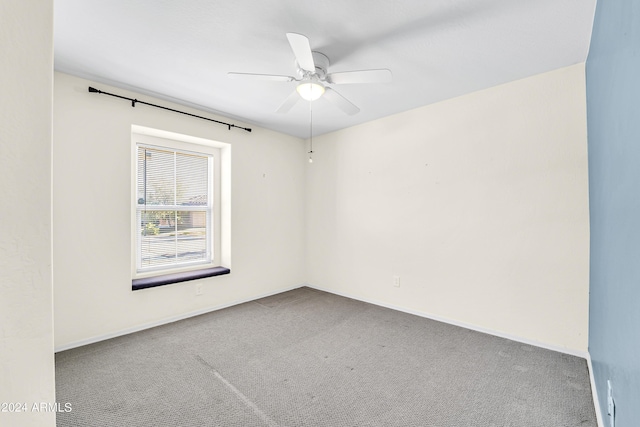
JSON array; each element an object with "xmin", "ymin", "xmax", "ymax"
[
  {"xmin": 587, "ymin": 353, "xmax": 605, "ymax": 427},
  {"xmin": 54, "ymin": 283, "xmax": 306, "ymax": 352},
  {"xmin": 306, "ymin": 284, "xmax": 589, "ymax": 359}
]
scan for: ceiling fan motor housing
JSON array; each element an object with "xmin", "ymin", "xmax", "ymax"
[{"xmin": 296, "ymin": 51, "xmax": 330, "ymax": 80}]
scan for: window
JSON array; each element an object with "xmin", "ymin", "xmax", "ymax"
[
  {"xmin": 131, "ymin": 127, "xmax": 230, "ymax": 289},
  {"xmin": 136, "ymin": 145, "xmax": 213, "ymax": 271}
]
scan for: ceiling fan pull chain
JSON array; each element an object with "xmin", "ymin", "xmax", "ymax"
[{"xmin": 308, "ymin": 103, "xmax": 314, "ymax": 163}]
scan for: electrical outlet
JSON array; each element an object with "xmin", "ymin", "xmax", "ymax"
[
  {"xmin": 196, "ymin": 283, "xmax": 203, "ymax": 296},
  {"xmin": 607, "ymin": 380, "xmax": 615, "ymax": 427},
  {"xmin": 393, "ymin": 276, "xmax": 400, "ymax": 287}
]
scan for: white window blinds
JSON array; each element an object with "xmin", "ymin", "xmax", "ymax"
[{"xmin": 136, "ymin": 145, "xmax": 213, "ymax": 272}]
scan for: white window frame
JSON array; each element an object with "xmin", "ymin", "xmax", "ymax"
[{"xmin": 131, "ymin": 126, "xmax": 230, "ymax": 280}]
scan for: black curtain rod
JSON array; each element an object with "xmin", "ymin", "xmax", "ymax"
[{"xmin": 88, "ymin": 86, "xmax": 251, "ymax": 132}]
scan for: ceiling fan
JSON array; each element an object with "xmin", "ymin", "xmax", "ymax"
[{"xmin": 228, "ymin": 33, "xmax": 392, "ymax": 115}]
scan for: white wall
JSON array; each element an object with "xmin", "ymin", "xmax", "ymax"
[
  {"xmin": 0, "ymin": 1, "xmax": 56, "ymax": 426},
  {"xmin": 53, "ymin": 72, "xmax": 306, "ymax": 349},
  {"xmin": 306, "ymin": 64, "xmax": 590, "ymax": 353},
  {"xmin": 54, "ymin": 64, "xmax": 590, "ymax": 355}
]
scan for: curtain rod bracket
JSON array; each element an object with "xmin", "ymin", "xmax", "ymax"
[{"xmin": 87, "ymin": 86, "xmax": 252, "ymax": 132}]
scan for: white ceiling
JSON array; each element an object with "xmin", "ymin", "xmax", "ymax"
[{"xmin": 54, "ymin": 0, "xmax": 596, "ymax": 139}]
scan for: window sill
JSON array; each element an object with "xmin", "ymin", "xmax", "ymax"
[{"xmin": 132, "ymin": 266, "xmax": 230, "ymax": 291}]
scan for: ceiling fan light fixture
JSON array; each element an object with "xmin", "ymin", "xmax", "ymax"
[{"xmin": 296, "ymin": 81, "xmax": 325, "ymax": 101}]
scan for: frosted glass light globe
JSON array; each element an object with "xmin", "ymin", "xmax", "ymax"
[{"xmin": 297, "ymin": 81, "xmax": 325, "ymax": 101}]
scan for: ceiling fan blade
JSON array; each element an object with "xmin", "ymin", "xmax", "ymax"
[
  {"xmin": 227, "ymin": 72, "xmax": 294, "ymax": 82},
  {"xmin": 327, "ymin": 69, "xmax": 393, "ymax": 85},
  {"xmin": 286, "ymin": 33, "xmax": 315, "ymax": 72},
  {"xmin": 323, "ymin": 88, "xmax": 360, "ymax": 115},
  {"xmin": 276, "ymin": 89, "xmax": 301, "ymax": 114}
]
